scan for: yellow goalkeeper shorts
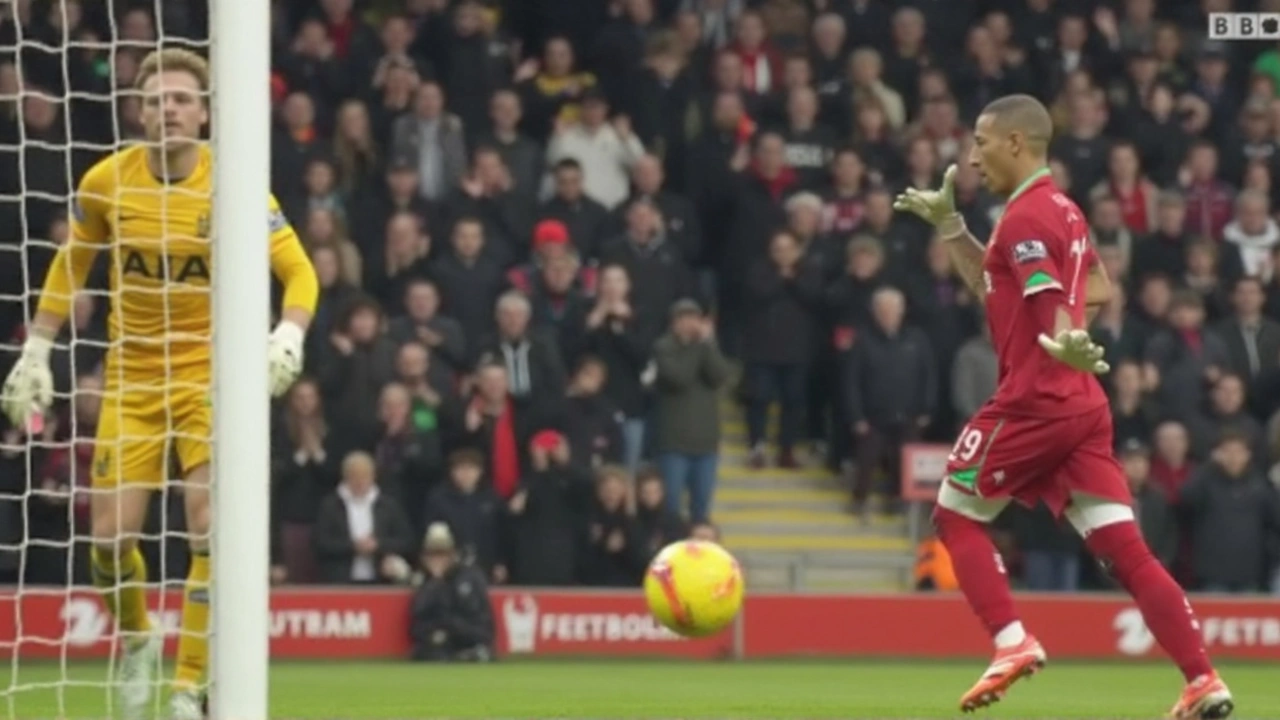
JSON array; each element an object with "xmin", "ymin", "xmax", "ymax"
[{"xmin": 90, "ymin": 375, "xmax": 211, "ymax": 489}]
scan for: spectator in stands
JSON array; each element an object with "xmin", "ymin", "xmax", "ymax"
[
  {"xmin": 1180, "ymin": 432, "xmax": 1280, "ymax": 593},
  {"xmin": 506, "ymin": 430, "xmax": 590, "ymax": 585},
  {"xmin": 556, "ymin": 356, "xmax": 621, "ymax": 465},
  {"xmin": 600, "ymin": 198, "xmax": 697, "ymax": 339},
  {"xmin": 540, "ymin": 159, "xmax": 611, "ymax": 258},
  {"xmin": 450, "ymin": 147, "xmax": 535, "ymax": 264},
  {"xmin": 478, "ymin": 89, "xmax": 542, "ymax": 197},
  {"xmin": 634, "ymin": 466, "xmax": 687, "ymax": 563},
  {"xmin": 1110, "ymin": 360, "xmax": 1159, "ymax": 451},
  {"xmin": 458, "ymin": 359, "xmax": 555, "ymax": 500},
  {"xmin": 1145, "ymin": 290, "xmax": 1231, "ymax": 425},
  {"xmin": 742, "ymin": 229, "xmax": 822, "ymax": 469},
  {"xmin": 1223, "ymin": 189, "xmax": 1280, "ymax": 281},
  {"xmin": 624, "ymin": 154, "xmax": 703, "ymax": 264},
  {"xmin": 434, "ymin": 217, "xmax": 508, "ymax": 345},
  {"xmin": 580, "ymin": 466, "xmax": 644, "ymax": 587},
  {"xmin": 951, "ymin": 322, "xmax": 996, "ymax": 425},
  {"xmin": 1197, "ymin": 374, "xmax": 1267, "ymax": 464},
  {"xmin": 306, "ymin": 245, "xmax": 358, "ymax": 372},
  {"xmin": 423, "ymin": 448, "xmax": 503, "ymax": 581},
  {"xmin": 372, "ymin": 210, "xmax": 433, "ymax": 311},
  {"xmin": 272, "ymin": 379, "xmax": 337, "ymax": 585},
  {"xmin": 529, "ymin": 253, "xmax": 592, "ymax": 363},
  {"xmin": 654, "ymin": 299, "xmax": 730, "ymax": 523},
  {"xmin": 312, "ymin": 451, "xmax": 415, "ymax": 584},
  {"xmin": 384, "ymin": 344, "xmax": 450, "ymax": 499},
  {"xmin": 408, "ymin": 523, "xmax": 495, "ymax": 662},
  {"xmin": 585, "ymin": 264, "xmax": 651, "ymax": 473},
  {"xmin": 387, "ymin": 278, "xmax": 468, "ymax": 379},
  {"xmin": 846, "ymin": 286, "xmax": 936, "ymax": 515},
  {"xmin": 546, "ymin": 88, "xmax": 645, "ymax": 211},
  {"xmin": 303, "ymin": 207, "xmax": 363, "ymax": 288},
  {"xmin": 475, "ymin": 291, "xmax": 567, "ymax": 403},
  {"xmin": 516, "ymin": 35, "xmax": 597, "ymax": 143},
  {"xmin": 391, "ymin": 80, "xmax": 467, "ymax": 203},
  {"xmin": 318, "ymin": 296, "xmax": 397, "ymax": 456}
]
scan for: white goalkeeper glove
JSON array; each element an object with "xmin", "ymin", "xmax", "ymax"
[
  {"xmin": 2, "ymin": 334, "xmax": 54, "ymax": 429},
  {"xmin": 267, "ymin": 321, "xmax": 305, "ymax": 398},
  {"xmin": 1038, "ymin": 328, "xmax": 1110, "ymax": 375},
  {"xmin": 893, "ymin": 163, "xmax": 967, "ymax": 238}
]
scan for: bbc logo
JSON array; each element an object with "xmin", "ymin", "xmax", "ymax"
[{"xmin": 1209, "ymin": 13, "xmax": 1280, "ymax": 40}]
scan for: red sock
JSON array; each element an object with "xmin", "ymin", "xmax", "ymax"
[
  {"xmin": 1085, "ymin": 521, "xmax": 1213, "ymax": 681},
  {"xmin": 933, "ymin": 506, "xmax": 1019, "ymax": 638}
]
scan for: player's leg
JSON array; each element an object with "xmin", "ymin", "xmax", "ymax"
[
  {"xmin": 1060, "ymin": 440, "xmax": 1231, "ymax": 719},
  {"xmin": 89, "ymin": 389, "xmax": 166, "ymax": 718},
  {"xmin": 169, "ymin": 388, "xmax": 213, "ymax": 718},
  {"xmin": 935, "ymin": 413, "xmax": 1049, "ymax": 712}
]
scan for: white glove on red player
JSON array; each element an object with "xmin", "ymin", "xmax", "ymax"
[
  {"xmin": 267, "ymin": 321, "xmax": 305, "ymax": 397},
  {"xmin": 1038, "ymin": 328, "xmax": 1110, "ymax": 374},
  {"xmin": 2, "ymin": 334, "xmax": 54, "ymax": 428}
]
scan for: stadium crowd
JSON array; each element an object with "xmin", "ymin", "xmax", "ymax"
[{"xmin": 0, "ymin": 0, "xmax": 1279, "ymax": 597}]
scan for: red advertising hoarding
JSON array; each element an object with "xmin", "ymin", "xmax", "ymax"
[{"xmin": 1, "ymin": 588, "xmax": 1277, "ymax": 661}]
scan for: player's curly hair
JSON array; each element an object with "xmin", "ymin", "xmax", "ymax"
[{"xmin": 135, "ymin": 48, "xmax": 209, "ymax": 93}]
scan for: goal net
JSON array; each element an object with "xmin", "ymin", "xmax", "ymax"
[{"xmin": 0, "ymin": 1, "xmax": 269, "ymax": 718}]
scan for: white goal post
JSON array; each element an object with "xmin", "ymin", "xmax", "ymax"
[
  {"xmin": 209, "ymin": 0, "xmax": 271, "ymax": 717},
  {"xmin": 0, "ymin": 0, "xmax": 272, "ymax": 718}
]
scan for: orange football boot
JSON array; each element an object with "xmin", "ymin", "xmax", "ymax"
[
  {"xmin": 1168, "ymin": 672, "xmax": 1233, "ymax": 719},
  {"xmin": 959, "ymin": 635, "xmax": 1047, "ymax": 713}
]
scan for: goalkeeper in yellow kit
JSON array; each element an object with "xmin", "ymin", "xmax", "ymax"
[{"xmin": 1, "ymin": 49, "xmax": 318, "ymax": 720}]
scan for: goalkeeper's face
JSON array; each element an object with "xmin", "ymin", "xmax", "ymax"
[{"xmin": 141, "ymin": 70, "xmax": 208, "ymax": 147}]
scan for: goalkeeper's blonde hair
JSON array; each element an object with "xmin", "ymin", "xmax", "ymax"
[{"xmin": 136, "ymin": 48, "xmax": 209, "ymax": 93}]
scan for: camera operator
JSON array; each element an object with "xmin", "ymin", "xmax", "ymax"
[{"xmin": 406, "ymin": 523, "xmax": 496, "ymax": 662}]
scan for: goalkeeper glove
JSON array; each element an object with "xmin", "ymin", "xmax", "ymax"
[
  {"xmin": 893, "ymin": 163, "xmax": 967, "ymax": 238},
  {"xmin": 1038, "ymin": 329, "xmax": 1111, "ymax": 374},
  {"xmin": 267, "ymin": 321, "xmax": 305, "ymax": 398},
  {"xmin": 2, "ymin": 334, "xmax": 54, "ymax": 429}
]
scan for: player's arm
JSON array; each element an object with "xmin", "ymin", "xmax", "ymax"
[
  {"xmin": 32, "ymin": 172, "xmax": 112, "ymax": 338},
  {"xmin": 893, "ymin": 164, "xmax": 988, "ymax": 301},
  {"xmin": 998, "ymin": 220, "xmax": 1108, "ymax": 374},
  {"xmin": 266, "ymin": 197, "xmax": 319, "ymax": 397},
  {"xmin": 2, "ymin": 169, "xmax": 111, "ymax": 426},
  {"xmin": 938, "ymin": 230, "xmax": 988, "ymax": 302}
]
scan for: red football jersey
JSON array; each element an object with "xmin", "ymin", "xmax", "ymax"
[{"xmin": 982, "ymin": 169, "xmax": 1109, "ymax": 418}]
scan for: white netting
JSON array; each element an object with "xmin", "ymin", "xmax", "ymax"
[{"xmin": 0, "ymin": 1, "xmax": 214, "ymax": 717}]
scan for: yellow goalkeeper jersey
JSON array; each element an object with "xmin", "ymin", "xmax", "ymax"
[{"xmin": 39, "ymin": 144, "xmax": 318, "ymax": 376}]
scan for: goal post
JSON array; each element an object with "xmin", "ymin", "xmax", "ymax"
[
  {"xmin": 209, "ymin": 0, "xmax": 272, "ymax": 717},
  {"xmin": 0, "ymin": 0, "xmax": 271, "ymax": 716}
]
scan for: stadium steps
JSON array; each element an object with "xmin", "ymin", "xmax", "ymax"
[{"xmin": 713, "ymin": 399, "xmax": 914, "ymax": 591}]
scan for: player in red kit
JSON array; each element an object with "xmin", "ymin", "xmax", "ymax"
[{"xmin": 895, "ymin": 95, "xmax": 1233, "ymax": 719}]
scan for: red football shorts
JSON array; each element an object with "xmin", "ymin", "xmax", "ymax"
[{"xmin": 943, "ymin": 403, "xmax": 1131, "ymax": 516}]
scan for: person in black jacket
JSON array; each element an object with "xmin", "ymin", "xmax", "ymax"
[
  {"xmin": 312, "ymin": 452, "xmax": 416, "ymax": 584},
  {"xmin": 742, "ymin": 229, "xmax": 823, "ymax": 469},
  {"xmin": 505, "ymin": 430, "xmax": 592, "ymax": 585},
  {"xmin": 598, "ymin": 198, "xmax": 697, "ymax": 338},
  {"xmin": 408, "ymin": 523, "xmax": 495, "ymax": 662},
  {"xmin": 423, "ymin": 448, "xmax": 504, "ymax": 582},
  {"xmin": 634, "ymin": 467, "xmax": 688, "ymax": 564},
  {"xmin": 579, "ymin": 466, "xmax": 645, "ymax": 587},
  {"xmin": 472, "ymin": 290, "xmax": 568, "ymax": 404},
  {"xmin": 1179, "ymin": 431, "xmax": 1280, "ymax": 592},
  {"xmin": 844, "ymin": 286, "xmax": 937, "ymax": 514},
  {"xmin": 561, "ymin": 356, "xmax": 625, "ymax": 471},
  {"xmin": 584, "ymin": 264, "xmax": 653, "ymax": 473}
]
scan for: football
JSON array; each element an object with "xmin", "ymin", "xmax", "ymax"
[{"xmin": 643, "ymin": 539, "xmax": 744, "ymax": 637}]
